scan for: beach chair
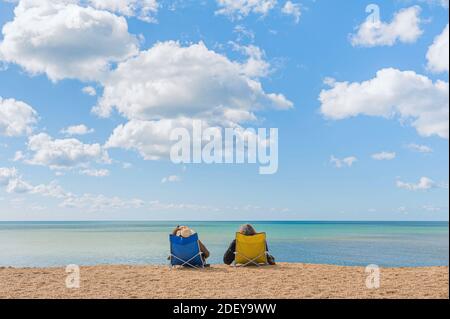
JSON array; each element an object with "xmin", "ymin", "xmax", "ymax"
[
  {"xmin": 169, "ymin": 233, "xmax": 205, "ymax": 269},
  {"xmin": 234, "ymin": 232, "xmax": 269, "ymax": 267}
]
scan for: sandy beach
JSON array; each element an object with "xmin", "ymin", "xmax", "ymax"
[{"xmin": 0, "ymin": 263, "xmax": 448, "ymax": 299}]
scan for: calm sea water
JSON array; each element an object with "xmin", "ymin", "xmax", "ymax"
[{"xmin": 0, "ymin": 221, "xmax": 448, "ymax": 267}]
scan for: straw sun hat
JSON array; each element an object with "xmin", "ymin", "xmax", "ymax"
[{"xmin": 177, "ymin": 226, "xmax": 195, "ymax": 238}]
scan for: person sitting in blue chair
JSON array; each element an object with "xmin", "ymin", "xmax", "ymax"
[{"xmin": 169, "ymin": 225, "xmax": 210, "ymax": 268}]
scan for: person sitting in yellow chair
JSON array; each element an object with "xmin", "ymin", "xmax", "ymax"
[{"xmin": 223, "ymin": 224, "xmax": 276, "ymax": 266}]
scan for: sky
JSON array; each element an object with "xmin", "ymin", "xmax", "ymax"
[{"xmin": 0, "ymin": 0, "xmax": 448, "ymax": 221}]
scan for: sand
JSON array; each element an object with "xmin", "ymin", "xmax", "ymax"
[{"xmin": 0, "ymin": 263, "xmax": 448, "ymax": 299}]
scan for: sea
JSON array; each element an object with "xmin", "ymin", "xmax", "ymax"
[{"xmin": 0, "ymin": 221, "xmax": 448, "ymax": 267}]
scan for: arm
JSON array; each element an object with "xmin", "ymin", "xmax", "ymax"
[
  {"xmin": 223, "ymin": 240, "xmax": 236, "ymax": 265},
  {"xmin": 265, "ymin": 241, "xmax": 276, "ymax": 265},
  {"xmin": 198, "ymin": 240, "xmax": 210, "ymax": 259}
]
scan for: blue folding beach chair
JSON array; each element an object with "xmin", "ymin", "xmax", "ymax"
[{"xmin": 169, "ymin": 233, "xmax": 205, "ymax": 269}]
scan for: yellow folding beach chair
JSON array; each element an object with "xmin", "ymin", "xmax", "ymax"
[{"xmin": 234, "ymin": 232, "xmax": 269, "ymax": 267}]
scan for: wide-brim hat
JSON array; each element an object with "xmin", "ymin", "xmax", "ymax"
[{"xmin": 177, "ymin": 226, "xmax": 195, "ymax": 238}]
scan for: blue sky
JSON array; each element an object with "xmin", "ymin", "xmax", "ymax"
[{"xmin": 0, "ymin": 0, "xmax": 448, "ymax": 221}]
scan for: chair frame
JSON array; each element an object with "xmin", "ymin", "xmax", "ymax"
[
  {"xmin": 233, "ymin": 233, "xmax": 270, "ymax": 267},
  {"xmin": 169, "ymin": 240, "xmax": 206, "ymax": 270},
  {"xmin": 233, "ymin": 250, "xmax": 269, "ymax": 267}
]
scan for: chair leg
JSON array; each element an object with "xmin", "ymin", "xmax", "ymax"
[
  {"xmin": 235, "ymin": 252, "xmax": 269, "ymax": 267},
  {"xmin": 170, "ymin": 253, "xmax": 204, "ymax": 269}
]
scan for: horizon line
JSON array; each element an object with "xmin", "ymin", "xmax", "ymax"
[{"xmin": 0, "ymin": 219, "xmax": 448, "ymax": 223}]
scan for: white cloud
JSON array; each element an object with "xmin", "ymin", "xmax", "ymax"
[
  {"xmin": 32, "ymin": 181, "xmax": 69, "ymax": 199},
  {"xmin": 0, "ymin": 169, "xmax": 142, "ymax": 211},
  {"xmin": 422, "ymin": 205, "xmax": 446, "ymax": 212},
  {"xmin": 0, "ymin": 0, "xmax": 139, "ymax": 82},
  {"xmin": 215, "ymin": 0, "xmax": 277, "ymax": 19},
  {"xmin": 60, "ymin": 124, "xmax": 94, "ymax": 136},
  {"xmin": 319, "ymin": 68, "xmax": 449, "ymax": 139},
  {"xmin": 98, "ymin": 41, "xmax": 292, "ymax": 160},
  {"xmin": 372, "ymin": 151, "xmax": 396, "ymax": 160},
  {"xmin": 421, "ymin": 0, "xmax": 450, "ymax": 8},
  {"xmin": 0, "ymin": 167, "xmax": 18, "ymax": 185},
  {"xmin": 0, "ymin": 96, "xmax": 37, "ymax": 137},
  {"xmin": 0, "ymin": 166, "xmax": 143, "ymax": 211},
  {"xmin": 426, "ymin": 24, "xmax": 449, "ymax": 73},
  {"xmin": 230, "ymin": 42, "xmax": 271, "ymax": 78},
  {"xmin": 105, "ymin": 119, "xmax": 188, "ymax": 160},
  {"xmin": 25, "ymin": 133, "xmax": 110, "ymax": 170},
  {"xmin": 2, "ymin": 166, "xmax": 285, "ymax": 214},
  {"xmin": 330, "ymin": 155, "xmax": 357, "ymax": 168},
  {"xmin": 60, "ymin": 193, "xmax": 145, "ymax": 211},
  {"xmin": 350, "ymin": 6, "xmax": 423, "ymax": 47},
  {"xmin": 233, "ymin": 25, "xmax": 255, "ymax": 42},
  {"xmin": 161, "ymin": 175, "xmax": 181, "ymax": 183},
  {"xmin": 94, "ymin": 41, "xmax": 291, "ymax": 120},
  {"xmin": 396, "ymin": 176, "xmax": 439, "ymax": 191},
  {"xmin": 88, "ymin": 0, "xmax": 159, "ymax": 23},
  {"xmin": 5, "ymin": 177, "xmax": 33, "ymax": 193},
  {"xmin": 407, "ymin": 143, "xmax": 433, "ymax": 153},
  {"xmin": 82, "ymin": 86, "xmax": 97, "ymax": 96},
  {"xmin": 79, "ymin": 168, "xmax": 110, "ymax": 177},
  {"xmin": 122, "ymin": 162, "xmax": 132, "ymax": 169},
  {"xmin": 0, "ymin": 167, "xmax": 33, "ymax": 194},
  {"xmin": 281, "ymin": 1, "xmax": 301, "ymax": 24},
  {"xmin": 12, "ymin": 151, "xmax": 25, "ymax": 162}
]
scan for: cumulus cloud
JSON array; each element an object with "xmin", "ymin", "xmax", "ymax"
[
  {"xmin": 233, "ymin": 25, "xmax": 255, "ymax": 42},
  {"xmin": 12, "ymin": 151, "xmax": 24, "ymax": 162},
  {"xmin": 105, "ymin": 119, "xmax": 190, "ymax": 160},
  {"xmin": 422, "ymin": 205, "xmax": 446, "ymax": 212},
  {"xmin": 426, "ymin": 24, "xmax": 449, "ymax": 73},
  {"xmin": 94, "ymin": 41, "xmax": 291, "ymax": 119},
  {"xmin": 229, "ymin": 42, "xmax": 271, "ymax": 78},
  {"xmin": 215, "ymin": 0, "xmax": 277, "ymax": 19},
  {"xmin": 82, "ymin": 86, "xmax": 97, "ymax": 96},
  {"xmin": 0, "ymin": 0, "xmax": 139, "ymax": 82},
  {"xmin": 161, "ymin": 175, "xmax": 181, "ymax": 183},
  {"xmin": 319, "ymin": 68, "xmax": 449, "ymax": 139},
  {"xmin": 25, "ymin": 133, "xmax": 110, "ymax": 170},
  {"xmin": 97, "ymin": 41, "xmax": 292, "ymax": 160},
  {"xmin": 61, "ymin": 193, "xmax": 145, "ymax": 211},
  {"xmin": 421, "ymin": 0, "xmax": 450, "ymax": 8},
  {"xmin": 0, "ymin": 167, "xmax": 33, "ymax": 194},
  {"xmin": 60, "ymin": 124, "xmax": 94, "ymax": 136},
  {"xmin": 0, "ymin": 166, "xmax": 145, "ymax": 211},
  {"xmin": 2, "ymin": 166, "xmax": 286, "ymax": 213},
  {"xmin": 88, "ymin": 0, "xmax": 159, "ymax": 23},
  {"xmin": 330, "ymin": 156, "xmax": 357, "ymax": 168},
  {"xmin": 4, "ymin": 177, "xmax": 33, "ymax": 193},
  {"xmin": 396, "ymin": 176, "xmax": 439, "ymax": 191},
  {"xmin": 350, "ymin": 6, "xmax": 423, "ymax": 47},
  {"xmin": 79, "ymin": 168, "xmax": 110, "ymax": 177},
  {"xmin": 406, "ymin": 143, "xmax": 433, "ymax": 153},
  {"xmin": 281, "ymin": 1, "xmax": 301, "ymax": 24},
  {"xmin": 372, "ymin": 151, "xmax": 396, "ymax": 160},
  {"xmin": 0, "ymin": 96, "xmax": 37, "ymax": 137},
  {"xmin": 0, "ymin": 167, "xmax": 18, "ymax": 186}
]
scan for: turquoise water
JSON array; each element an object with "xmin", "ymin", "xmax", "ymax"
[{"xmin": 0, "ymin": 221, "xmax": 448, "ymax": 267}]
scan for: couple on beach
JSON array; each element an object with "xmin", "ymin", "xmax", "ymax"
[{"xmin": 171, "ymin": 224, "xmax": 276, "ymax": 266}]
